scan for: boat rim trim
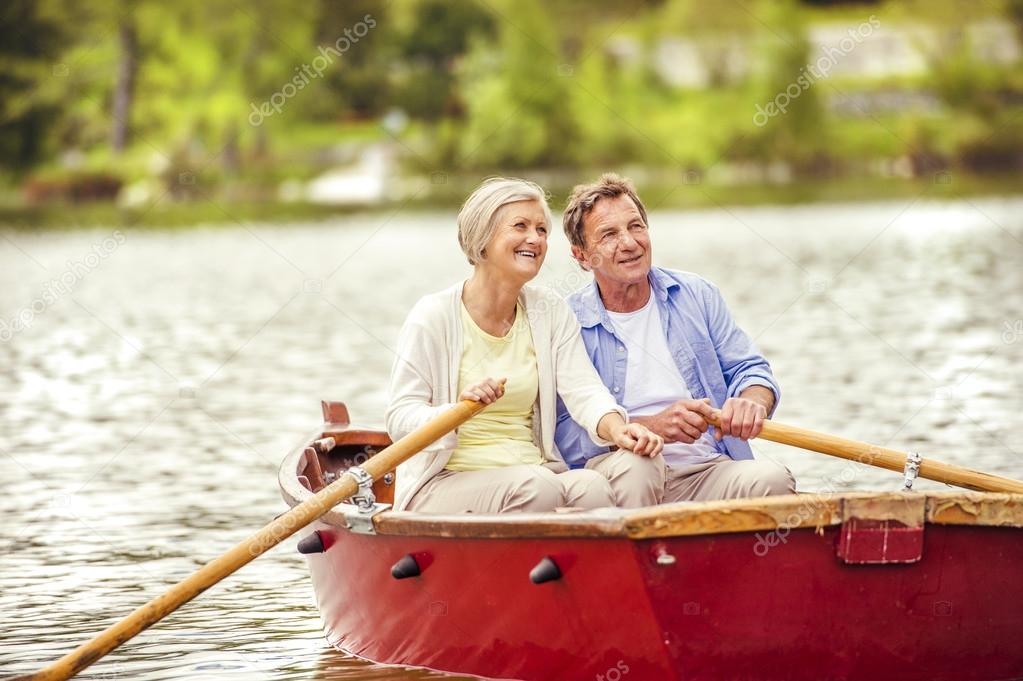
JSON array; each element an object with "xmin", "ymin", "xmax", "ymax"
[{"xmin": 278, "ymin": 429, "xmax": 1023, "ymax": 539}]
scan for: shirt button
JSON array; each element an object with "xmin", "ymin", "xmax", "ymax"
[
  {"xmin": 618, "ymin": 346, "xmax": 625, "ymax": 352},
  {"xmin": 613, "ymin": 387, "xmax": 620, "ymax": 393}
]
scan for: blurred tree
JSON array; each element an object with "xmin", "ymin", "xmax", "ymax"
[
  {"xmin": 111, "ymin": 4, "xmax": 138, "ymax": 153},
  {"xmin": 456, "ymin": 0, "xmax": 576, "ymax": 168},
  {"xmin": 312, "ymin": 0, "xmax": 392, "ymax": 120},
  {"xmin": 395, "ymin": 0, "xmax": 494, "ymax": 120},
  {"xmin": 743, "ymin": 0, "xmax": 830, "ymax": 172},
  {"xmin": 401, "ymin": 0, "xmax": 494, "ymax": 65},
  {"xmin": 0, "ymin": 0, "xmax": 68, "ymax": 173},
  {"xmin": 1, "ymin": 0, "xmax": 1020, "ymax": 191},
  {"xmin": 135, "ymin": 0, "xmax": 318, "ymax": 173},
  {"xmin": 1010, "ymin": 0, "xmax": 1023, "ymax": 43},
  {"xmin": 897, "ymin": 0, "xmax": 1023, "ymax": 171},
  {"xmin": 928, "ymin": 41, "xmax": 1005, "ymax": 121}
]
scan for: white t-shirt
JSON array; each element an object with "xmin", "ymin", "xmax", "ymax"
[{"xmin": 607, "ymin": 294, "xmax": 722, "ymax": 467}]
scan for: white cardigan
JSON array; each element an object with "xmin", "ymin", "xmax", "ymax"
[{"xmin": 385, "ymin": 281, "xmax": 626, "ymax": 511}]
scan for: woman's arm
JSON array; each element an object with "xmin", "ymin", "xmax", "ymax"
[
  {"xmin": 549, "ymin": 294, "xmax": 663, "ymax": 457},
  {"xmin": 385, "ymin": 304, "xmax": 458, "ymax": 447},
  {"xmin": 597, "ymin": 411, "xmax": 663, "ymax": 457}
]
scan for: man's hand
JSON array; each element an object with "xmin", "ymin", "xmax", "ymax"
[
  {"xmin": 633, "ymin": 398, "xmax": 715, "ymax": 444},
  {"xmin": 610, "ymin": 422, "xmax": 664, "ymax": 457},
  {"xmin": 714, "ymin": 397, "xmax": 767, "ymax": 441}
]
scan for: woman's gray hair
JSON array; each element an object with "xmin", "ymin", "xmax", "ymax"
[{"xmin": 457, "ymin": 177, "xmax": 552, "ymax": 265}]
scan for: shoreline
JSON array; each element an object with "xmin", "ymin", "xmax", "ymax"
[{"xmin": 1, "ymin": 172, "xmax": 1020, "ymax": 230}]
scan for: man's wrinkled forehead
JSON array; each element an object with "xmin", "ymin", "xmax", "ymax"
[{"xmin": 584, "ymin": 193, "xmax": 645, "ymax": 234}]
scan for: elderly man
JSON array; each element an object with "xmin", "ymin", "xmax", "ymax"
[{"xmin": 554, "ymin": 173, "xmax": 795, "ymax": 507}]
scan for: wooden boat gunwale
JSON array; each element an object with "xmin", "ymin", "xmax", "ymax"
[{"xmin": 279, "ymin": 424, "xmax": 1023, "ymax": 540}]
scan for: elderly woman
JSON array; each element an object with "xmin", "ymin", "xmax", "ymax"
[{"xmin": 386, "ymin": 177, "xmax": 664, "ymax": 513}]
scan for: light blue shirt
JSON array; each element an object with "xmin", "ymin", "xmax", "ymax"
[{"xmin": 554, "ymin": 267, "xmax": 781, "ymax": 468}]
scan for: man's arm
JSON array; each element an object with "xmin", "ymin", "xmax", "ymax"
[
  {"xmin": 702, "ymin": 280, "xmax": 780, "ymax": 415},
  {"xmin": 739, "ymin": 384, "xmax": 775, "ymax": 414},
  {"xmin": 701, "ymin": 280, "xmax": 780, "ymax": 441},
  {"xmin": 631, "ymin": 398, "xmax": 716, "ymax": 443},
  {"xmin": 713, "ymin": 385, "xmax": 774, "ymax": 442}
]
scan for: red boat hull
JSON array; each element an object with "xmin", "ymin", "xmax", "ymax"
[
  {"xmin": 282, "ymin": 406, "xmax": 1023, "ymax": 681},
  {"xmin": 305, "ymin": 520, "xmax": 1023, "ymax": 681}
]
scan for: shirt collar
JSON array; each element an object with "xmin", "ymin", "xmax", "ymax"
[
  {"xmin": 576, "ymin": 266, "xmax": 680, "ymax": 329},
  {"xmin": 649, "ymin": 266, "xmax": 680, "ymax": 302}
]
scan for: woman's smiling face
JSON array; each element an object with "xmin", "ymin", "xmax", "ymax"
[{"xmin": 479, "ymin": 199, "xmax": 549, "ymax": 282}]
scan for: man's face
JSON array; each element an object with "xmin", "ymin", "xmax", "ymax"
[{"xmin": 572, "ymin": 194, "xmax": 652, "ymax": 288}]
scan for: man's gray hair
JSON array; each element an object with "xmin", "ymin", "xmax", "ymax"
[{"xmin": 457, "ymin": 177, "xmax": 552, "ymax": 265}]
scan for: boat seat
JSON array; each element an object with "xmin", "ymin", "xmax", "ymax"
[
  {"xmin": 315, "ymin": 400, "xmax": 395, "ymax": 503},
  {"xmin": 299, "ymin": 432, "xmax": 394, "ymax": 504}
]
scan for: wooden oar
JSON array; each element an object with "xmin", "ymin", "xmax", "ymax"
[
  {"xmin": 17, "ymin": 399, "xmax": 486, "ymax": 681},
  {"xmin": 707, "ymin": 413, "xmax": 1023, "ymax": 494}
]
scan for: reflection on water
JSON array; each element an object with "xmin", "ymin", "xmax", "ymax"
[{"xmin": 2, "ymin": 196, "xmax": 1022, "ymax": 679}]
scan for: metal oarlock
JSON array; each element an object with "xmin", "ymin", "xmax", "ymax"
[
  {"xmin": 342, "ymin": 465, "xmax": 390, "ymax": 535},
  {"xmin": 902, "ymin": 452, "xmax": 922, "ymax": 491},
  {"xmin": 346, "ymin": 465, "xmax": 376, "ymax": 510}
]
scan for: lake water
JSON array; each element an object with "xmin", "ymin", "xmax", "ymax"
[{"xmin": 2, "ymin": 195, "xmax": 1022, "ymax": 679}]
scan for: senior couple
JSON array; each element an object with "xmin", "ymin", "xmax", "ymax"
[{"xmin": 386, "ymin": 174, "xmax": 795, "ymax": 513}]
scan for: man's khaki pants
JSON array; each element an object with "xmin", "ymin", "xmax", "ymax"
[
  {"xmin": 406, "ymin": 463, "xmax": 615, "ymax": 513},
  {"xmin": 663, "ymin": 455, "xmax": 796, "ymax": 503},
  {"xmin": 584, "ymin": 449, "xmax": 666, "ymax": 508}
]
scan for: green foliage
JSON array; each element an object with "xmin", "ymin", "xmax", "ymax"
[
  {"xmin": 401, "ymin": 0, "xmax": 494, "ymax": 63},
  {"xmin": 392, "ymin": 0, "xmax": 494, "ymax": 120},
  {"xmin": 745, "ymin": 0, "xmax": 829, "ymax": 170},
  {"xmin": 927, "ymin": 37, "xmax": 1014, "ymax": 121},
  {"xmin": 1, "ymin": 0, "xmax": 1021, "ymax": 188},
  {"xmin": 310, "ymin": 0, "xmax": 393, "ymax": 119},
  {"xmin": 0, "ymin": 0, "xmax": 69, "ymax": 172},
  {"xmin": 957, "ymin": 112, "xmax": 1023, "ymax": 172},
  {"xmin": 455, "ymin": 0, "xmax": 576, "ymax": 168}
]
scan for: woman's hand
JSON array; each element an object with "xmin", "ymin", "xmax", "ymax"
[
  {"xmin": 458, "ymin": 377, "xmax": 507, "ymax": 405},
  {"xmin": 611, "ymin": 422, "xmax": 664, "ymax": 457}
]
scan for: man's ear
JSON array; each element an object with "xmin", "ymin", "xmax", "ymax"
[{"xmin": 571, "ymin": 245, "xmax": 590, "ymax": 271}]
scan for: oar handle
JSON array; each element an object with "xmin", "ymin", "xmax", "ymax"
[
  {"xmin": 18, "ymin": 399, "xmax": 486, "ymax": 681},
  {"xmin": 707, "ymin": 412, "xmax": 1023, "ymax": 494}
]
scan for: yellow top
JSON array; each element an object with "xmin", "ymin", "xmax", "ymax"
[{"xmin": 445, "ymin": 301, "xmax": 544, "ymax": 471}]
